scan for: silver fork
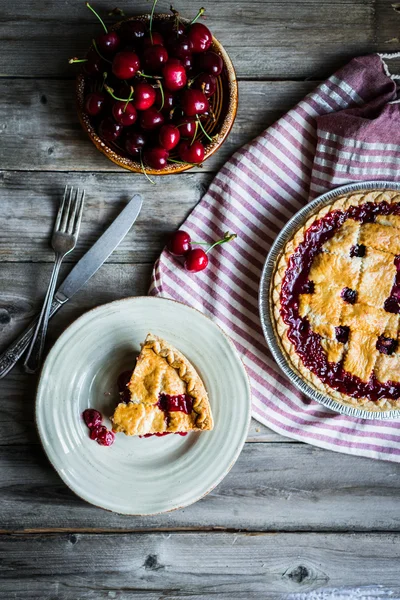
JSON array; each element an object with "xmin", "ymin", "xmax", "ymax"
[{"xmin": 23, "ymin": 186, "xmax": 85, "ymax": 374}]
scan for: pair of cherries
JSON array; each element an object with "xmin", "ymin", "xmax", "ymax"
[
  {"xmin": 168, "ymin": 230, "xmax": 236, "ymax": 272},
  {"xmin": 74, "ymin": 1, "xmax": 225, "ymax": 174}
]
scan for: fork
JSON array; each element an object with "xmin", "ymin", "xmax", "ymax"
[{"xmin": 23, "ymin": 186, "xmax": 85, "ymax": 374}]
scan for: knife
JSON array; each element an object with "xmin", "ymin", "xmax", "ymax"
[{"xmin": 0, "ymin": 193, "xmax": 143, "ymax": 379}]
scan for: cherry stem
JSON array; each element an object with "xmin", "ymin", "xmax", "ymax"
[
  {"xmin": 196, "ymin": 115, "xmax": 213, "ymax": 142},
  {"xmin": 149, "ymin": 0, "xmax": 158, "ymax": 44},
  {"xmin": 69, "ymin": 57, "xmax": 88, "ymax": 64},
  {"xmin": 190, "ymin": 7, "xmax": 205, "ymax": 25},
  {"xmin": 140, "ymin": 151, "xmax": 156, "ymax": 185},
  {"xmin": 137, "ymin": 71, "xmax": 163, "ymax": 79},
  {"xmin": 168, "ymin": 158, "xmax": 198, "ymax": 167},
  {"xmin": 169, "ymin": 5, "xmax": 181, "ymax": 34},
  {"xmin": 124, "ymin": 86, "xmax": 134, "ymax": 111},
  {"xmin": 156, "ymin": 81, "xmax": 165, "ymax": 112},
  {"xmin": 205, "ymin": 232, "xmax": 237, "ymax": 253},
  {"xmin": 100, "ymin": 71, "xmax": 107, "ymax": 91},
  {"xmin": 92, "ymin": 38, "xmax": 112, "ymax": 63},
  {"xmin": 86, "ymin": 2, "xmax": 108, "ymax": 33},
  {"xmin": 104, "ymin": 84, "xmax": 133, "ymax": 103},
  {"xmin": 190, "ymin": 120, "xmax": 199, "ymax": 146},
  {"xmin": 187, "ymin": 73, "xmax": 201, "ymax": 87}
]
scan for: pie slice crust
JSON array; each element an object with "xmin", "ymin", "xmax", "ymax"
[{"xmin": 111, "ymin": 333, "xmax": 214, "ymax": 436}]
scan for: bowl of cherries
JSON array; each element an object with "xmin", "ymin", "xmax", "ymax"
[{"xmin": 72, "ymin": 2, "xmax": 238, "ymax": 177}]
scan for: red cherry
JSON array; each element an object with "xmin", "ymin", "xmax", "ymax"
[
  {"xmin": 140, "ymin": 107, "xmax": 165, "ymax": 130},
  {"xmin": 133, "ymin": 82, "xmax": 156, "ymax": 110},
  {"xmin": 193, "ymin": 73, "xmax": 216, "ymax": 97},
  {"xmin": 83, "ymin": 48, "xmax": 102, "ymax": 76},
  {"xmin": 120, "ymin": 20, "xmax": 146, "ymax": 45},
  {"xmin": 184, "ymin": 248, "xmax": 209, "ymax": 272},
  {"xmin": 155, "ymin": 88, "xmax": 176, "ymax": 115},
  {"xmin": 98, "ymin": 117, "xmax": 123, "ymax": 142},
  {"xmin": 143, "ymin": 45, "xmax": 169, "ymax": 72},
  {"xmin": 84, "ymin": 92, "xmax": 105, "ymax": 116},
  {"xmin": 83, "ymin": 409, "xmax": 102, "ymax": 429},
  {"xmin": 188, "ymin": 23, "xmax": 212, "ymax": 53},
  {"xmin": 96, "ymin": 427, "xmax": 115, "ymax": 446},
  {"xmin": 143, "ymin": 146, "xmax": 169, "ymax": 170},
  {"xmin": 196, "ymin": 51, "xmax": 223, "ymax": 75},
  {"xmin": 162, "ymin": 60, "xmax": 187, "ymax": 91},
  {"xmin": 97, "ymin": 429, "xmax": 115, "ymax": 446},
  {"xmin": 169, "ymin": 36, "xmax": 193, "ymax": 59},
  {"xmin": 112, "ymin": 51, "xmax": 141, "ymax": 79},
  {"xmin": 159, "ymin": 124, "xmax": 180, "ymax": 150},
  {"xmin": 96, "ymin": 31, "xmax": 120, "ymax": 56},
  {"xmin": 179, "ymin": 139, "xmax": 205, "ymax": 163},
  {"xmin": 112, "ymin": 101, "xmax": 137, "ymax": 126},
  {"xmin": 180, "ymin": 54, "xmax": 193, "ymax": 72},
  {"xmin": 125, "ymin": 130, "xmax": 147, "ymax": 157},
  {"xmin": 143, "ymin": 32, "xmax": 164, "ymax": 48},
  {"xmin": 162, "ymin": 18, "xmax": 185, "ymax": 39},
  {"xmin": 181, "ymin": 89, "xmax": 208, "ymax": 116},
  {"xmin": 89, "ymin": 424, "xmax": 107, "ymax": 440},
  {"xmin": 168, "ymin": 230, "xmax": 191, "ymax": 256},
  {"xmin": 90, "ymin": 425, "xmax": 115, "ymax": 446},
  {"xmin": 176, "ymin": 117, "xmax": 197, "ymax": 138}
]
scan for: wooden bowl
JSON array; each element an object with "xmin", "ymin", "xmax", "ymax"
[{"xmin": 76, "ymin": 14, "xmax": 238, "ymax": 175}]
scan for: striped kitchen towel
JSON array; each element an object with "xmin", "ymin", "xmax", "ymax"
[{"xmin": 149, "ymin": 53, "xmax": 400, "ymax": 462}]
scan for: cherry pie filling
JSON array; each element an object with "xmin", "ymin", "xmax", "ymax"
[{"xmin": 280, "ymin": 200, "xmax": 400, "ymax": 401}]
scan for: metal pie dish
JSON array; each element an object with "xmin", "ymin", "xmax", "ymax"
[{"xmin": 259, "ymin": 181, "xmax": 400, "ymax": 420}]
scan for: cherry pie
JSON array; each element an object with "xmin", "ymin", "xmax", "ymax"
[
  {"xmin": 111, "ymin": 333, "xmax": 214, "ymax": 435},
  {"xmin": 271, "ymin": 189, "xmax": 400, "ymax": 412}
]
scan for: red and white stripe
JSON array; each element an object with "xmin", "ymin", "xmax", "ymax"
[{"xmin": 150, "ymin": 53, "xmax": 400, "ymax": 463}]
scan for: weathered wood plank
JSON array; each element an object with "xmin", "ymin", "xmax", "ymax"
[
  {"xmin": 0, "ymin": 80, "xmax": 316, "ymax": 173},
  {"xmin": 0, "ymin": 532, "xmax": 399, "ymax": 598},
  {"xmin": 1, "ymin": 442, "xmax": 400, "ymax": 531},
  {"xmin": 0, "ymin": 0, "xmax": 376, "ymax": 79},
  {"xmin": 376, "ymin": 1, "xmax": 400, "ymax": 77},
  {"xmin": 0, "ymin": 171, "xmax": 211, "ymax": 263}
]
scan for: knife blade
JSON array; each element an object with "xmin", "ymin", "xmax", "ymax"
[
  {"xmin": 55, "ymin": 193, "xmax": 142, "ymax": 303},
  {"xmin": 0, "ymin": 193, "xmax": 143, "ymax": 378}
]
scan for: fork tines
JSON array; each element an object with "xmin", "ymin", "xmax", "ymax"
[{"xmin": 56, "ymin": 186, "xmax": 85, "ymax": 235}]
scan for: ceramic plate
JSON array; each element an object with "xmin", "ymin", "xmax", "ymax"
[{"xmin": 36, "ymin": 297, "xmax": 251, "ymax": 514}]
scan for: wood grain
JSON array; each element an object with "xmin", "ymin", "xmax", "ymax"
[
  {"xmin": 1, "ymin": 532, "xmax": 399, "ymax": 598},
  {"xmin": 0, "ymin": 0, "xmax": 378, "ymax": 80},
  {"xmin": 0, "ymin": 171, "xmax": 212, "ymax": 263},
  {"xmin": 0, "ymin": 80, "xmax": 316, "ymax": 173},
  {"xmin": 1, "ymin": 442, "xmax": 400, "ymax": 532}
]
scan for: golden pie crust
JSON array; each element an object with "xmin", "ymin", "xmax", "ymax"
[
  {"xmin": 111, "ymin": 333, "xmax": 214, "ymax": 435},
  {"xmin": 271, "ymin": 189, "xmax": 400, "ymax": 412}
]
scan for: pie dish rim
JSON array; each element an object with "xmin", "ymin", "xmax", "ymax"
[{"xmin": 259, "ymin": 180, "xmax": 400, "ymax": 420}]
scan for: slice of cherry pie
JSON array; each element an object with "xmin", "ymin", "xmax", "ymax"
[
  {"xmin": 111, "ymin": 333, "xmax": 214, "ymax": 436},
  {"xmin": 271, "ymin": 189, "xmax": 400, "ymax": 412}
]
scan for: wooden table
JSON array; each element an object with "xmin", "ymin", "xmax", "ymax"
[{"xmin": 1, "ymin": 1, "xmax": 400, "ymax": 597}]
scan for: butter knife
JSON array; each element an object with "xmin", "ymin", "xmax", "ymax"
[{"xmin": 0, "ymin": 193, "xmax": 143, "ymax": 378}]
